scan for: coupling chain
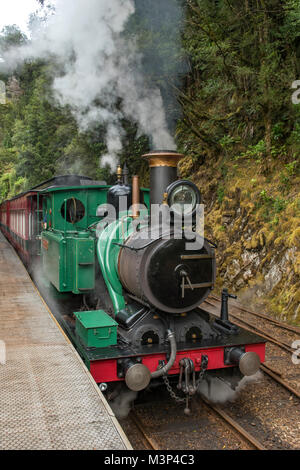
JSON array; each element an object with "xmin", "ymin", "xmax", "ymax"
[
  {"xmin": 162, "ymin": 374, "xmax": 185, "ymax": 403},
  {"xmin": 197, "ymin": 355, "xmax": 208, "ymax": 384},
  {"xmin": 162, "ymin": 354, "xmax": 209, "ymax": 404}
]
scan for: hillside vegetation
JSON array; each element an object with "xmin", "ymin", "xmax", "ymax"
[
  {"xmin": 177, "ymin": 0, "xmax": 300, "ymax": 323},
  {"xmin": 0, "ymin": 0, "xmax": 299, "ymax": 322}
]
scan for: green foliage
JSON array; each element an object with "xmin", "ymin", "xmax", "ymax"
[
  {"xmin": 177, "ymin": 0, "xmax": 300, "ymax": 165},
  {"xmin": 279, "ymin": 158, "xmax": 300, "ymax": 190},
  {"xmin": 272, "ymin": 122, "xmax": 285, "ymax": 141},
  {"xmin": 220, "ymin": 162, "xmax": 228, "ymax": 178},
  {"xmin": 220, "ymin": 135, "xmax": 240, "ymax": 152},
  {"xmin": 118, "ymin": 120, "xmax": 150, "ymax": 187},
  {"xmin": 0, "ymin": 168, "xmax": 27, "ymax": 200},
  {"xmin": 217, "ymin": 184, "xmax": 225, "ymax": 204},
  {"xmin": 0, "ymin": 25, "xmax": 27, "ymax": 54},
  {"xmin": 285, "ymin": 159, "xmax": 299, "ymax": 176},
  {"xmin": 1, "ymin": 2, "xmax": 300, "ymax": 204},
  {"xmin": 257, "ymin": 190, "xmax": 287, "ymax": 222},
  {"xmin": 238, "ymin": 140, "xmax": 289, "ymax": 161},
  {"xmin": 239, "ymin": 140, "xmax": 267, "ymax": 161},
  {"xmin": 0, "ymin": 59, "xmax": 110, "ymax": 199}
]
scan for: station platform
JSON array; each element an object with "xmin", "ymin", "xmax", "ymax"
[{"xmin": 0, "ymin": 231, "xmax": 131, "ymax": 450}]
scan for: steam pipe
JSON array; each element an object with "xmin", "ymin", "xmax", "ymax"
[
  {"xmin": 132, "ymin": 175, "xmax": 140, "ymax": 219},
  {"xmin": 151, "ymin": 329, "xmax": 177, "ymax": 378}
]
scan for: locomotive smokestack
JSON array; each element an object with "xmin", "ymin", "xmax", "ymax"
[{"xmin": 142, "ymin": 151, "xmax": 184, "ymax": 206}]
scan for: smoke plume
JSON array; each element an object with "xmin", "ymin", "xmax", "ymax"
[
  {"xmin": 110, "ymin": 389, "xmax": 137, "ymax": 419},
  {"xmin": 1, "ymin": 0, "xmax": 182, "ymax": 169},
  {"xmin": 198, "ymin": 371, "xmax": 263, "ymax": 404}
]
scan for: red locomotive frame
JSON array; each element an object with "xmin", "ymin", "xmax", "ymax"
[{"xmin": 90, "ymin": 343, "xmax": 265, "ymax": 384}]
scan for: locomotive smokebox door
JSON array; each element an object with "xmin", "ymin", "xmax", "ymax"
[{"xmin": 119, "ymin": 231, "xmax": 216, "ymax": 313}]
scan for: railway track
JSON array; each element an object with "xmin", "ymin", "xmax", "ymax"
[
  {"xmin": 204, "ymin": 296, "xmax": 297, "ymax": 354},
  {"xmin": 129, "ymin": 397, "xmax": 266, "ymax": 450},
  {"xmin": 203, "ymin": 295, "xmax": 300, "ymax": 399},
  {"xmin": 122, "ymin": 296, "xmax": 300, "ymax": 451},
  {"xmin": 130, "ymin": 411, "xmax": 160, "ymax": 450},
  {"xmin": 210, "ymin": 294, "xmax": 300, "ymax": 333},
  {"xmin": 35, "ymin": 269, "xmax": 298, "ymax": 450},
  {"xmin": 199, "ymin": 397, "xmax": 266, "ymax": 450}
]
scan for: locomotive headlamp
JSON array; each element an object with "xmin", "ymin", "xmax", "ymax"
[{"xmin": 167, "ymin": 180, "xmax": 201, "ymax": 216}]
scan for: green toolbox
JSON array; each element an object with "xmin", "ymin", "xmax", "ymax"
[{"xmin": 74, "ymin": 310, "xmax": 118, "ymax": 348}]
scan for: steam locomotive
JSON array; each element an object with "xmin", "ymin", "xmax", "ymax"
[{"xmin": 0, "ymin": 151, "xmax": 265, "ymax": 412}]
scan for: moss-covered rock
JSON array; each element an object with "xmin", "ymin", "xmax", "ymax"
[{"xmin": 191, "ymin": 153, "xmax": 300, "ymax": 325}]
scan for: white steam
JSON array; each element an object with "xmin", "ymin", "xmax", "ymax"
[
  {"xmin": 2, "ymin": 0, "xmax": 176, "ymax": 169},
  {"xmin": 110, "ymin": 389, "xmax": 137, "ymax": 419},
  {"xmin": 198, "ymin": 371, "xmax": 263, "ymax": 404}
]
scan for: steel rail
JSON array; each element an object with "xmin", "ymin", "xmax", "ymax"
[
  {"xmin": 260, "ymin": 365, "xmax": 300, "ymax": 399},
  {"xmin": 227, "ymin": 313, "xmax": 293, "ymax": 354},
  {"xmin": 261, "ymin": 362, "xmax": 283, "ymax": 377},
  {"xmin": 202, "ymin": 300, "xmax": 300, "ymax": 399},
  {"xmin": 209, "ymin": 294, "xmax": 300, "ymax": 335},
  {"xmin": 199, "ymin": 396, "xmax": 266, "ymax": 450},
  {"xmin": 131, "ymin": 403, "xmax": 265, "ymax": 451},
  {"xmin": 203, "ymin": 299, "xmax": 294, "ymax": 355},
  {"xmin": 130, "ymin": 411, "xmax": 159, "ymax": 450}
]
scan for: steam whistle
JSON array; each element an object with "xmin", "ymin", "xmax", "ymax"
[
  {"xmin": 214, "ymin": 288, "xmax": 239, "ymax": 334},
  {"xmin": 116, "ymin": 165, "xmax": 123, "ymax": 184}
]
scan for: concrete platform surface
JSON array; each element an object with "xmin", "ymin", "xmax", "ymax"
[{"xmin": 0, "ymin": 231, "xmax": 131, "ymax": 450}]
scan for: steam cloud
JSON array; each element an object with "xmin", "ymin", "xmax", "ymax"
[
  {"xmin": 110, "ymin": 389, "xmax": 137, "ymax": 419},
  {"xmin": 198, "ymin": 371, "xmax": 263, "ymax": 404},
  {"xmin": 2, "ymin": 0, "xmax": 178, "ymax": 169}
]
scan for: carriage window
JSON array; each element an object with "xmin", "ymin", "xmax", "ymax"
[{"xmin": 61, "ymin": 198, "xmax": 85, "ymax": 223}]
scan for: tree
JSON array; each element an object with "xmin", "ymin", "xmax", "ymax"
[
  {"xmin": 177, "ymin": 0, "xmax": 300, "ymax": 166},
  {"xmin": 0, "ymin": 25, "xmax": 27, "ymax": 53}
]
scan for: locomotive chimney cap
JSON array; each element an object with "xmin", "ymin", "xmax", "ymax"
[{"xmin": 142, "ymin": 150, "xmax": 185, "ymax": 168}]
